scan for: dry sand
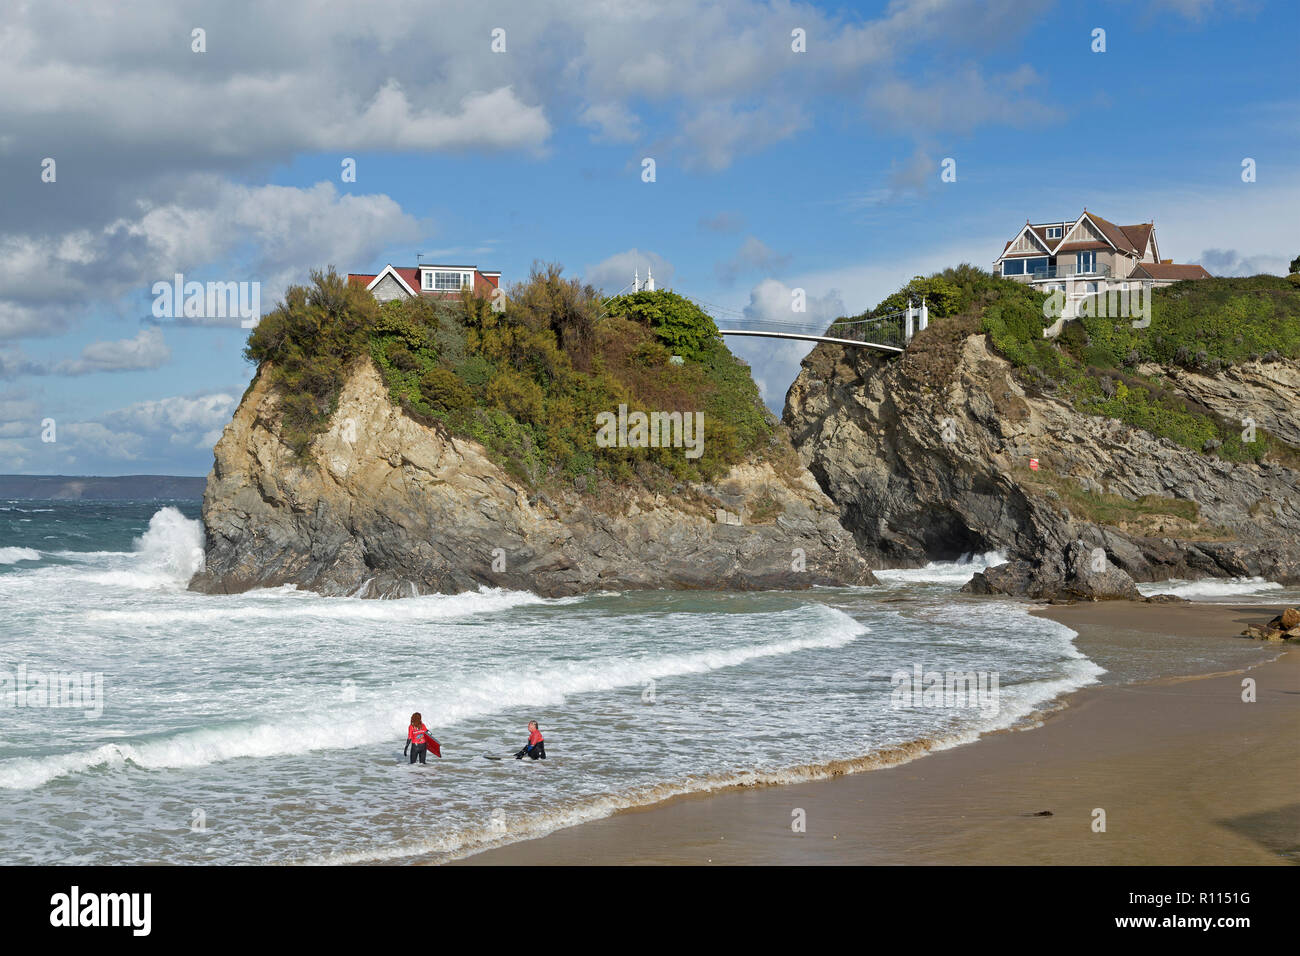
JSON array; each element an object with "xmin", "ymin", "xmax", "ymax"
[{"xmin": 455, "ymin": 602, "xmax": 1299, "ymax": 865}]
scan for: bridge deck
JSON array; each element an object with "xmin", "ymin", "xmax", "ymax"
[{"xmin": 717, "ymin": 329, "xmax": 904, "ymax": 353}]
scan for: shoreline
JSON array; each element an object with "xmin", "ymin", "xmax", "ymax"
[{"xmin": 451, "ymin": 601, "xmax": 1299, "ymax": 865}]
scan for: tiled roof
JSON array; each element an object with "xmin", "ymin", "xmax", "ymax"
[
  {"xmin": 1129, "ymin": 262, "xmax": 1212, "ymax": 281},
  {"xmin": 1082, "ymin": 212, "xmax": 1140, "ymax": 255},
  {"xmin": 998, "ymin": 213, "xmax": 1161, "ymax": 265},
  {"xmin": 1120, "ymin": 223, "xmax": 1153, "ymax": 257},
  {"xmin": 347, "ymin": 267, "xmax": 420, "ymax": 292}
]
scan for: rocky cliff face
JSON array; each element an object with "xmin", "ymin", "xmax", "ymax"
[
  {"xmin": 190, "ymin": 360, "xmax": 875, "ymax": 598},
  {"xmin": 784, "ymin": 321, "xmax": 1300, "ymax": 599}
]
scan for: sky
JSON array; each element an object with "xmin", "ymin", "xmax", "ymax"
[{"xmin": 0, "ymin": 0, "xmax": 1296, "ymax": 476}]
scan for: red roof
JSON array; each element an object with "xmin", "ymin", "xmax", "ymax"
[
  {"xmin": 1129, "ymin": 262, "xmax": 1212, "ymax": 281},
  {"xmin": 348, "ymin": 267, "xmax": 419, "ymax": 292},
  {"xmin": 347, "ymin": 265, "xmax": 500, "ymax": 296}
]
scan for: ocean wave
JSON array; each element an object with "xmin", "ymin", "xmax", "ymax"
[
  {"xmin": 85, "ymin": 587, "xmax": 570, "ymax": 625},
  {"xmin": 319, "ymin": 632, "xmax": 1102, "ymax": 866},
  {"xmin": 874, "ymin": 551, "xmax": 1007, "ymax": 586},
  {"xmin": 324, "ymin": 608, "xmax": 1102, "ymax": 865},
  {"xmin": 1138, "ymin": 577, "xmax": 1284, "ymax": 599},
  {"xmin": 0, "ymin": 606, "xmax": 868, "ymax": 790},
  {"xmin": 0, "ymin": 547, "xmax": 41, "ymax": 565},
  {"xmin": 132, "ymin": 507, "xmax": 204, "ymax": 580}
]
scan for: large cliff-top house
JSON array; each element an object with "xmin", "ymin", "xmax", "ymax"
[
  {"xmin": 993, "ymin": 210, "xmax": 1210, "ymax": 315},
  {"xmin": 347, "ymin": 263, "xmax": 502, "ymax": 302}
]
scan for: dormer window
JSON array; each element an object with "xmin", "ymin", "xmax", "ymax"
[
  {"xmin": 1046, "ymin": 226, "xmax": 1062, "ymax": 239},
  {"xmin": 422, "ymin": 270, "xmax": 472, "ymax": 292}
]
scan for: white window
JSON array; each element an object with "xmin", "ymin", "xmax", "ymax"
[
  {"xmin": 1046, "ymin": 226, "xmax": 1062, "ymax": 239},
  {"xmin": 422, "ymin": 270, "xmax": 472, "ymax": 291}
]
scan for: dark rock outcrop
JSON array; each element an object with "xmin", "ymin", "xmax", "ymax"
[
  {"xmin": 784, "ymin": 324, "xmax": 1300, "ymax": 600},
  {"xmin": 962, "ymin": 542, "xmax": 1140, "ymax": 602},
  {"xmin": 190, "ymin": 360, "xmax": 875, "ymax": 598}
]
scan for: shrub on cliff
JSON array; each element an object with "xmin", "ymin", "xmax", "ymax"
[
  {"xmin": 1077, "ymin": 275, "xmax": 1300, "ymax": 368},
  {"xmin": 974, "ymin": 273, "xmax": 1300, "ymax": 464},
  {"xmin": 244, "ymin": 268, "xmax": 380, "ymax": 457},
  {"xmin": 243, "ymin": 264, "xmax": 777, "ymax": 487},
  {"xmin": 602, "ymin": 289, "xmax": 720, "ymax": 360}
]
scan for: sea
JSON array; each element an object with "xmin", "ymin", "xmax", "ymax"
[{"xmin": 0, "ymin": 499, "xmax": 1291, "ymax": 864}]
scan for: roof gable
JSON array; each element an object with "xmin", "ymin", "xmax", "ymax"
[
  {"xmin": 365, "ymin": 264, "xmax": 418, "ymax": 296},
  {"xmin": 996, "ymin": 223, "xmax": 1053, "ymax": 260}
]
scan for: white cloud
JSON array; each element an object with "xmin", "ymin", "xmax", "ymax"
[
  {"xmin": 60, "ymin": 422, "xmax": 144, "ymax": 462},
  {"xmin": 725, "ymin": 278, "xmax": 846, "ymax": 409},
  {"xmin": 865, "ymin": 65, "xmax": 1061, "ymax": 135},
  {"xmin": 55, "ymin": 328, "xmax": 171, "ymax": 375},
  {"xmin": 102, "ymin": 392, "xmax": 238, "ymax": 438},
  {"xmin": 0, "ymin": 389, "xmax": 40, "ymax": 423},
  {"xmin": 846, "ymin": 148, "xmax": 938, "ymax": 208},
  {"xmin": 0, "ymin": 180, "xmax": 422, "ymax": 338},
  {"xmin": 579, "ymin": 102, "xmax": 643, "ymax": 143},
  {"xmin": 672, "ymin": 101, "xmax": 809, "ymax": 172},
  {"xmin": 0, "ymin": 388, "xmax": 238, "ymax": 472},
  {"xmin": 716, "ymin": 237, "xmax": 791, "ymax": 285},
  {"xmin": 0, "ymin": 0, "xmax": 1062, "ymax": 185},
  {"xmin": 583, "ymin": 249, "xmax": 676, "ymax": 294},
  {"xmin": 0, "ymin": 348, "xmax": 44, "ymax": 379}
]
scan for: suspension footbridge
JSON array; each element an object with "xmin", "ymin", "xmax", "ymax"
[
  {"xmin": 704, "ymin": 299, "xmax": 929, "ymax": 355},
  {"xmin": 598, "ymin": 276, "xmax": 930, "ymax": 356}
]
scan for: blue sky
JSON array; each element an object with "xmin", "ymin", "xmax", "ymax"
[{"xmin": 0, "ymin": 0, "xmax": 1295, "ymax": 475}]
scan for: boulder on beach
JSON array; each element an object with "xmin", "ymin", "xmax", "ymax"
[{"xmin": 1241, "ymin": 609, "xmax": 1300, "ymax": 641}]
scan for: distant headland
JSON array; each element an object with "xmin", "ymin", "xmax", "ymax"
[{"xmin": 0, "ymin": 475, "xmax": 207, "ymax": 500}]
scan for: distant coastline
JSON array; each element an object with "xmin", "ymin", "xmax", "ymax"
[{"xmin": 0, "ymin": 474, "xmax": 206, "ymax": 500}]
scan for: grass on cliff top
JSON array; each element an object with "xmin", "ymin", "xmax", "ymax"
[
  {"xmin": 244, "ymin": 266, "xmax": 781, "ymax": 489},
  {"xmin": 1008, "ymin": 462, "xmax": 1204, "ymax": 532},
  {"xmin": 877, "ymin": 269, "xmax": 1300, "ymax": 466}
]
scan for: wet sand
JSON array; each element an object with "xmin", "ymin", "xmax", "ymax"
[{"xmin": 455, "ymin": 602, "xmax": 1299, "ymax": 865}]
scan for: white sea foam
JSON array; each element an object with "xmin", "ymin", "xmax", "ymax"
[
  {"xmin": 132, "ymin": 506, "xmax": 205, "ymax": 580},
  {"xmin": 0, "ymin": 547, "xmax": 41, "ymax": 564},
  {"xmin": 874, "ymin": 551, "xmax": 1007, "ymax": 585},
  {"xmin": 0, "ymin": 606, "xmax": 867, "ymax": 790},
  {"xmin": 84, "ymin": 587, "xmax": 567, "ymax": 626},
  {"xmin": 320, "ymin": 610, "xmax": 1102, "ymax": 866},
  {"xmin": 1, "ymin": 505, "xmax": 1120, "ymax": 866},
  {"xmin": 1138, "ymin": 577, "xmax": 1284, "ymax": 599}
]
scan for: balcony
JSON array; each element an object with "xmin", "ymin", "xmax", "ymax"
[{"xmin": 1027, "ymin": 261, "xmax": 1111, "ymax": 280}]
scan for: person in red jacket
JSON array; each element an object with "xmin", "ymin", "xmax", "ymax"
[
  {"xmin": 514, "ymin": 720, "xmax": 546, "ymax": 760},
  {"xmin": 405, "ymin": 712, "xmax": 441, "ymax": 764}
]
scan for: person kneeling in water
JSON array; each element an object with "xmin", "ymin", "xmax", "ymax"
[
  {"xmin": 405, "ymin": 712, "xmax": 441, "ymax": 764},
  {"xmin": 514, "ymin": 720, "xmax": 545, "ymax": 760}
]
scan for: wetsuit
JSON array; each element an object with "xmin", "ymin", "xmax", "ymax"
[
  {"xmin": 408, "ymin": 724, "xmax": 431, "ymax": 764},
  {"xmin": 515, "ymin": 727, "xmax": 546, "ymax": 760}
]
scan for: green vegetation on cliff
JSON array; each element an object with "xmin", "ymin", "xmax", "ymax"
[
  {"xmin": 843, "ymin": 269, "xmax": 1300, "ymax": 465},
  {"xmin": 980, "ymin": 273, "xmax": 1299, "ymax": 463},
  {"xmin": 245, "ymin": 266, "xmax": 778, "ymax": 488}
]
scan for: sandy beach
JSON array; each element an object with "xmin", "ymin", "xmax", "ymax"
[{"xmin": 456, "ymin": 602, "xmax": 1299, "ymax": 865}]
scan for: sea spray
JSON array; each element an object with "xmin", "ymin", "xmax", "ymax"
[{"xmin": 0, "ymin": 502, "xmax": 1136, "ymax": 865}]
